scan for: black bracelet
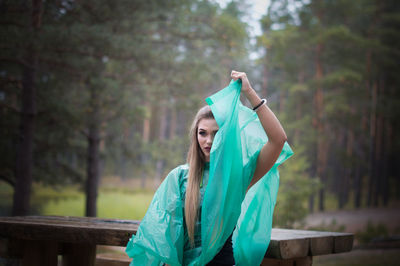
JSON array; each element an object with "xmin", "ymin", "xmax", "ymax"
[{"xmin": 252, "ymin": 99, "xmax": 266, "ymax": 111}]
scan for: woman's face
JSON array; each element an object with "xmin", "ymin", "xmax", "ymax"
[{"xmin": 197, "ymin": 118, "xmax": 219, "ymax": 162}]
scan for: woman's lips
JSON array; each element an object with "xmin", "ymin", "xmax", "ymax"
[{"xmin": 204, "ymin": 147, "xmax": 211, "ymax": 152}]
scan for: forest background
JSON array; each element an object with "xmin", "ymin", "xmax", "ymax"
[{"xmin": 1, "ymin": 0, "xmax": 399, "ymax": 243}]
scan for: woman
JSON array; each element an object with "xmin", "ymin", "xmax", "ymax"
[{"xmin": 126, "ymin": 71, "xmax": 292, "ymax": 266}]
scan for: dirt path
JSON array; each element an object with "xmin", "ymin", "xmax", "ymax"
[{"xmin": 304, "ymin": 207, "xmax": 400, "ymax": 233}]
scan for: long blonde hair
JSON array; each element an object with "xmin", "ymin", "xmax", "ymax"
[{"xmin": 185, "ymin": 105, "xmax": 214, "ymax": 247}]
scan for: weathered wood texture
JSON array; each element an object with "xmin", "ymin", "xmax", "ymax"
[
  {"xmin": 0, "ymin": 216, "xmax": 139, "ymax": 246},
  {"xmin": 268, "ymin": 228, "xmax": 353, "ymax": 259},
  {"xmin": 261, "ymin": 256, "xmax": 312, "ymax": 266},
  {"xmin": 96, "ymin": 253, "xmax": 131, "ymax": 266},
  {"xmin": 0, "ymin": 216, "xmax": 136, "ymax": 266},
  {"xmin": 0, "ymin": 216, "xmax": 353, "ymax": 261}
]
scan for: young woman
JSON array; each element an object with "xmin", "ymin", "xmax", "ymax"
[{"xmin": 126, "ymin": 71, "xmax": 292, "ymax": 266}]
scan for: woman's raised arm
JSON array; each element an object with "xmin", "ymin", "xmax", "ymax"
[{"xmin": 230, "ymin": 70, "xmax": 287, "ymax": 190}]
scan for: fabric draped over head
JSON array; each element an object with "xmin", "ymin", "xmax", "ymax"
[{"xmin": 125, "ymin": 80, "xmax": 293, "ymax": 266}]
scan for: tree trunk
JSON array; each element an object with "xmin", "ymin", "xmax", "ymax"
[
  {"xmin": 169, "ymin": 105, "xmax": 177, "ymax": 140},
  {"xmin": 85, "ymin": 85, "xmax": 101, "ymax": 217},
  {"xmin": 154, "ymin": 102, "xmax": 168, "ymax": 187},
  {"xmin": 377, "ymin": 78, "xmax": 388, "ymax": 206},
  {"xmin": 294, "ymin": 101, "xmax": 302, "ymax": 144},
  {"xmin": 373, "ymin": 88, "xmax": 383, "ymax": 206},
  {"xmin": 119, "ymin": 124, "xmax": 130, "ymax": 180},
  {"xmin": 336, "ymin": 129, "xmax": 346, "ymax": 209},
  {"xmin": 141, "ymin": 101, "xmax": 151, "ymax": 189},
  {"xmin": 354, "ymin": 162, "xmax": 362, "ymax": 208},
  {"xmin": 367, "ymin": 81, "xmax": 378, "ymax": 207},
  {"xmin": 313, "ymin": 41, "xmax": 326, "ymax": 211},
  {"xmin": 262, "ymin": 59, "xmax": 269, "ymax": 98},
  {"xmin": 382, "ymin": 119, "xmax": 392, "ymax": 205},
  {"xmin": 342, "ymin": 129, "xmax": 354, "ymax": 208},
  {"xmin": 366, "ymin": 0, "xmax": 382, "ymax": 207},
  {"xmin": 294, "ymin": 71, "xmax": 305, "ymax": 144},
  {"xmin": 13, "ymin": 53, "xmax": 37, "ymax": 216},
  {"xmin": 12, "ymin": 0, "xmax": 42, "ymax": 216},
  {"xmin": 308, "ymin": 144, "xmax": 317, "ymax": 213},
  {"xmin": 279, "ymin": 90, "xmax": 286, "ymax": 114},
  {"xmin": 356, "ymin": 107, "xmax": 369, "ymax": 208}
]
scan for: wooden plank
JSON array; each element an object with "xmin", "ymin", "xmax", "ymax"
[
  {"xmin": 261, "ymin": 257, "xmax": 294, "ymax": 266},
  {"xmin": 261, "ymin": 256, "xmax": 312, "ymax": 266},
  {"xmin": 296, "ymin": 256, "xmax": 313, "ymax": 266},
  {"xmin": 268, "ymin": 228, "xmax": 317, "ymax": 259},
  {"xmin": 96, "ymin": 257, "xmax": 130, "ymax": 266},
  {"xmin": 267, "ymin": 232, "xmax": 309, "ymax": 259},
  {"xmin": 96, "ymin": 253, "xmax": 131, "ymax": 266},
  {"xmin": 309, "ymin": 235, "xmax": 333, "ymax": 255},
  {"xmin": 272, "ymin": 229, "xmax": 334, "ymax": 256},
  {"xmin": 281, "ymin": 229, "xmax": 353, "ymax": 254},
  {"xmin": 269, "ymin": 228, "xmax": 353, "ymax": 258},
  {"xmin": 1, "ymin": 223, "xmax": 133, "ymax": 246},
  {"xmin": 0, "ymin": 216, "xmax": 139, "ymax": 246},
  {"xmin": 0, "ymin": 216, "xmax": 140, "ymax": 231},
  {"xmin": 332, "ymin": 233, "xmax": 353, "ymax": 253}
]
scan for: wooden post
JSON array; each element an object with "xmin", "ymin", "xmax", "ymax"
[
  {"xmin": 22, "ymin": 240, "xmax": 58, "ymax": 266},
  {"xmin": 62, "ymin": 243, "xmax": 96, "ymax": 266}
]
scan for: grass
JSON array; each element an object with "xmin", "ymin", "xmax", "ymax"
[
  {"xmin": 0, "ymin": 179, "xmax": 155, "ymax": 219},
  {"xmin": 97, "ymin": 192, "xmax": 153, "ymax": 219},
  {"xmin": 41, "ymin": 190, "xmax": 154, "ymax": 219}
]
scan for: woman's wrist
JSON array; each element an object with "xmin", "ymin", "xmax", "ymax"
[
  {"xmin": 243, "ymin": 87, "xmax": 263, "ymax": 109},
  {"xmin": 242, "ymin": 85, "xmax": 253, "ymax": 96}
]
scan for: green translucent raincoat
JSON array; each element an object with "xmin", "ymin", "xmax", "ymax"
[{"xmin": 126, "ymin": 80, "xmax": 293, "ymax": 266}]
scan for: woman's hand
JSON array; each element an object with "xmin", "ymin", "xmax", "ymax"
[{"xmin": 231, "ymin": 70, "xmax": 252, "ymax": 94}]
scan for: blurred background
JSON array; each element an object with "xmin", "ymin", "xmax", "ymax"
[{"xmin": 1, "ymin": 0, "xmax": 399, "ymax": 265}]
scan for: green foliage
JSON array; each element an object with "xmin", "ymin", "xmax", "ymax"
[
  {"xmin": 41, "ymin": 190, "xmax": 154, "ymax": 219},
  {"xmin": 0, "ymin": 181, "xmax": 154, "ymax": 219},
  {"xmin": 0, "ymin": 183, "xmax": 13, "ymax": 216},
  {"xmin": 356, "ymin": 221, "xmax": 389, "ymax": 244},
  {"xmin": 0, "ymin": 0, "xmax": 252, "ymax": 186},
  {"xmin": 257, "ymin": 0, "xmax": 400, "ymax": 213},
  {"xmin": 273, "ymin": 147, "xmax": 319, "ymax": 228}
]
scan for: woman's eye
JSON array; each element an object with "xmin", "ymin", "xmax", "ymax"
[{"xmin": 199, "ymin": 131, "xmax": 206, "ymax": 136}]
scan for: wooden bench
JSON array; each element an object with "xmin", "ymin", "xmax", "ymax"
[{"xmin": 0, "ymin": 216, "xmax": 353, "ymax": 266}]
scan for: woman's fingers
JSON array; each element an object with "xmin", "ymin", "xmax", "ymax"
[
  {"xmin": 231, "ymin": 70, "xmax": 246, "ymax": 81},
  {"xmin": 231, "ymin": 70, "xmax": 252, "ymax": 92},
  {"xmin": 230, "ymin": 70, "xmax": 238, "ymax": 80}
]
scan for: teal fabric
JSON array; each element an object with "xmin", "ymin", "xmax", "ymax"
[
  {"xmin": 125, "ymin": 164, "xmax": 188, "ymax": 266},
  {"xmin": 125, "ymin": 80, "xmax": 293, "ymax": 265}
]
